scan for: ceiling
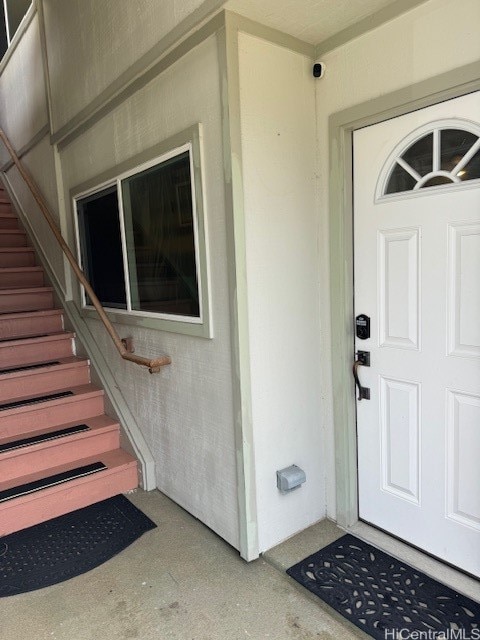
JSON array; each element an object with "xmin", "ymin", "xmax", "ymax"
[{"xmin": 224, "ymin": 0, "xmax": 421, "ymax": 46}]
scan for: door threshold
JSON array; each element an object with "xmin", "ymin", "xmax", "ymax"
[{"xmin": 346, "ymin": 520, "xmax": 480, "ymax": 602}]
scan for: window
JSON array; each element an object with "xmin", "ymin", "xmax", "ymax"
[
  {"xmin": 77, "ymin": 186, "xmax": 127, "ymax": 310},
  {"xmin": 1, "ymin": 0, "xmax": 32, "ymax": 57},
  {"xmin": 74, "ymin": 130, "xmax": 210, "ymax": 337},
  {"xmin": 121, "ymin": 152, "xmax": 200, "ymax": 318},
  {"xmin": 381, "ymin": 124, "xmax": 480, "ymax": 196}
]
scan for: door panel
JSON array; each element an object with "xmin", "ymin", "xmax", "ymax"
[
  {"xmin": 378, "ymin": 227, "xmax": 420, "ymax": 350},
  {"xmin": 380, "ymin": 376, "xmax": 420, "ymax": 504},
  {"xmin": 354, "ymin": 91, "xmax": 480, "ymax": 577},
  {"xmin": 448, "ymin": 222, "xmax": 480, "ymax": 357}
]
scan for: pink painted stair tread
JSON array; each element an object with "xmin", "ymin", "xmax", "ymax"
[{"xmin": 0, "ymin": 188, "xmax": 138, "ymax": 536}]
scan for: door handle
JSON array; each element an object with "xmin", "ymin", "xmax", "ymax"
[{"xmin": 352, "ymin": 351, "xmax": 370, "ymax": 401}]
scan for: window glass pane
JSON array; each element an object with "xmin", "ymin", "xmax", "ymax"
[
  {"xmin": 460, "ymin": 150, "xmax": 480, "ymax": 181},
  {"xmin": 121, "ymin": 151, "xmax": 200, "ymax": 318},
  {"xmin": 420, "ymin": 176, "xmax": 453, "ymax": 188},
  {"xmin": 5, "ymin": 0, "xmax": 31, "ymax": 43},
  {"xmin": 440, "ymin": 129, "xmax": 479, "ymax": 173},
  {"xmin": 77, "ymin": 187, "xmax": 127, "ymax": 309},
  {"xmin": 386, "ymin": 162, "xmax": 417, "ymax": 194},
  {"xmin": 402, "ymin": 133, "xmax": 433, "ymax": 178},
  {"xmin": 383, "ymin": 127, "xmax": 480, "ymax": 196},
  {"xmin": 0, "ymin": 3, "xmax": 8, "ymax": 58}
]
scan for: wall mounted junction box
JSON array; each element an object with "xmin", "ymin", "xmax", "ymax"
[{"xmin": 276, "ymin": 464, "xmax": 306, "ymax": 493}]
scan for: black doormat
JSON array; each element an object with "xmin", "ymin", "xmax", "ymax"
[
  {"xmin": 0, "ymin": 494, "xmax": 156, "ymax": 597},
  {"xmin": 287, "ymin": 534, "xmax": 480, "ymax": 638}
]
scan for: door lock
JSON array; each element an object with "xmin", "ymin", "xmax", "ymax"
[
  {"xmin": 353, "ymin": 350, "xmax": 370, "ymax": 401},
  {"xmin": 356, "ymin": 314, "xmax": 370, "ymax": 340}
]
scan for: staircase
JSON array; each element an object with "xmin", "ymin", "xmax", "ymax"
[{"xmin": 0, "ymin": 185, "xmax": 138, "ymax": 536}]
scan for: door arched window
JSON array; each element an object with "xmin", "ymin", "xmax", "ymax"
[{"xmin": 378, "ymin": 120, "xmax": 480, "ymax": 198}]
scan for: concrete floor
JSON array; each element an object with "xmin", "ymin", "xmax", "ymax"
[{"xmin": 2, "ymin": 489, "xmax": 364, "ymax": 640}]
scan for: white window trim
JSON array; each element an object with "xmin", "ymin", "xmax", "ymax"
[{"xmin": 72, "ymin": 126, "xmax": 211, "ymax": 338}]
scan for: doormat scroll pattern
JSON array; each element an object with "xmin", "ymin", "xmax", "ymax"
[
  {"xmin": 0, "ymin": 494, "xmax": 156, "ymax": 596},
  {"xmin": 287, "ymin": 534, "xmax": 480, "ymax": 639}
]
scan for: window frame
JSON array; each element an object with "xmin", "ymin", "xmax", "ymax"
[{"xmin": 71, "ymin": 125, "xmax": 212, "ymax": 339}]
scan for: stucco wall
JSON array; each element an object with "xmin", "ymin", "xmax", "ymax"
[
  {"xmin": 316, "ymin": 0, "xmax": 480, "ymax": 520},
  {"xmin": 0, "ymin": 13, "xmax": 47, "ymax": 161},
  {"xmin": 59, "ymin": 34, "xmax": 240, "ymax": 549},
  {"xmin": 0, "ymin": 13, "xmax": 66, "ymax": 290},
  {"xmin": 0, "ymin": 3, "xmax": 240, "ymax": 550},
  {"xmin": 238, "ymin": 33, "xmax": 323, "ymax": 552},
  {"xmin": 42, "ymin": 0, "xmax": 218, "ymax": 132},
  {"xmin": 2, "ymin": 0, "xmax": 477, "ymax": 558}
]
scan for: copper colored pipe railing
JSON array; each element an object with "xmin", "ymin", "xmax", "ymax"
[{"xmin": 0, "ymin": 128, "xmax": 171, "ymax": 373}]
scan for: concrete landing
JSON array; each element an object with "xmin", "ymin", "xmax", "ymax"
[{"xmin": 1, "ymin": 490, "xmax": 363, "ymax": 640}]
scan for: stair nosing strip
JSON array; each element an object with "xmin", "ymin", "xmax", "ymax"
[
  {"xmin": 0, "ymin": 424, "xmax": 91, "ymax": 453},
  {"xmin": 0, "ymin": 309, "xmax": 63, "ymax": 320},
  {"xmin": 0, "ymin": 358, "xmax": 86, "ymax": 377},
  {"xmin": 0, "ymin": 387, "xmax": 103, "ymax": 415},
  {"xmin": 0, "ymin": 462, "xmax": 107, "ymax": 503},
  {"xmin": 0, "ymin": 360, "xmax": 61, "ymax": 374},
  {"xmin": 0, "ymin": 332, "xmax": 74, "ymax": 347},
  {"xmin": 0, "ymin": 390, "xmax": 74, "ymax": 412}
]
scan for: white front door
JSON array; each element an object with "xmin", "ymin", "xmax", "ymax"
[{"xmin": 354, "ymin": 91, "xmax": 480, "ymax": 577}]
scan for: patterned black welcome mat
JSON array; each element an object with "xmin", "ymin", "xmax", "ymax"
[
  {"xmin": 0, "ymin": 495, "xmax": 156, "ymax": 596},
  {"xmin": 287, "ymin": 534, "xmax": 480, "ymax": 639}
]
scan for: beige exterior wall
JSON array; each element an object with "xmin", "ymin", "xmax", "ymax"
[
  {"xmin": 0, "ymin": 4, "xmax": 241, "ymax": 551},
  {"xmin": 0, "ymin": 12, "xmax": 65, "ymax": 290},
  {"xmin": 316, "ymin": 0, "xmax": 480, "ymax": 520},
  {"xmin": 0, "ymin": 0, "xmax": 478, "ymax": 556},
  {"xmin": 0, "ymin": 13, "xmax": 47, "ymax": 160},
  {"xmin": 42, "ymin": 0, "xmax": 213, "ymax": 132},
  {"xmin": 59, "ymin": 34, "xmax": 240, "ymax": 549},
  {"xmin": 237, "ymin": 32, "xmax": 323, "ymax": 552}
]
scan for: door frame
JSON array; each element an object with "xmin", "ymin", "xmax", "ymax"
[{"xmin": 329, "ymin": 61, "xmax": 480, "ymax": 530}]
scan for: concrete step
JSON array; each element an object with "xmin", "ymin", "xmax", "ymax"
[
  {"xmin": 0, "ymin": 286, "xmax": 54, "ymax": 313},
  {"xmin": 0, "ymin": 448, "xmax": 138, "ymax": 535},
  {"xmin": 0, "ymin": 213, "xmax": 18, "ymax": 229},
  {"xmin": 0, "ymin": 383, "xmax": 105, "ymax": 437},
  {"xmin": 0, "ymin": 308, "xmax": 64, "ymax": 340},
  {"xmin": 0, "ymin": 356, "xmax": 90, "ymax": 402},
  {"xmin": 0, "ymin": 247, "xmax": 35, "ymax": 268},
  {"xmin": 0, "ymin": 415, "xmax": 121, "ymax": 483},
  {"xmin": 0, "ymin": 266, "xmax": 44, "ymax": 289},
  {"xmin": 0, "ymin": 332, "xmax": 75, "ymax": 369},
  {"xmin": 0, "ymin": 229, "xmax": 27, "ymax": 247}
]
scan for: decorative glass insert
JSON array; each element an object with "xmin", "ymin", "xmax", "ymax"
[{"xmin": 385, "ymin": 127, "xmax": 480, "ymax": 195}]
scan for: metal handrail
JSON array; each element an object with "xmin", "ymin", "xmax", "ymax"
[{"xmin": 0, "ymin": 128, "xmax": 171, "ymax": 373}]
